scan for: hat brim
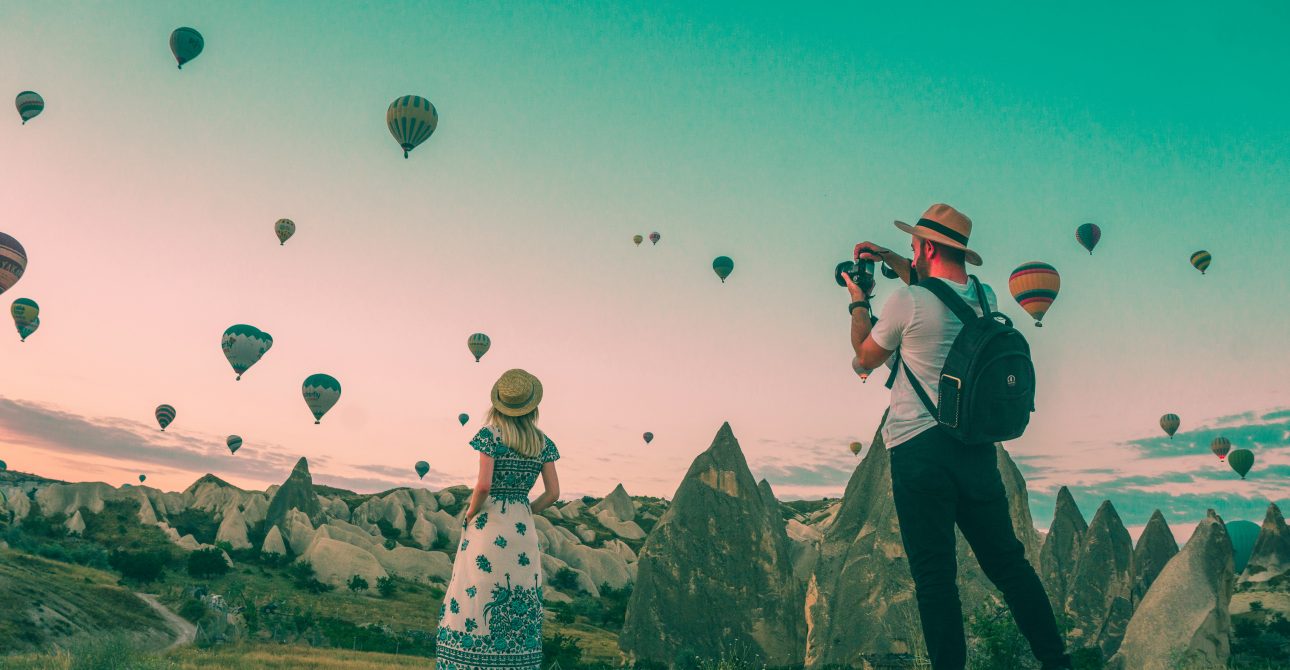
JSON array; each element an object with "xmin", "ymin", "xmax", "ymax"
[
  {"xmin": 894, "ymin": 220, "xmax": 982, "ymax": 266},
  {"xmin": 491, "ymin": 378, "xmax": 543, "ymax": 417}
]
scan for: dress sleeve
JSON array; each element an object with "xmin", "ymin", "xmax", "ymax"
[
  {"xmin": 470, "ymin": 427, "xmax": 505, "ymax": 457},
  {"xmin": 540, "ymin": 435, "xmax": 560, "ymax": 463}
]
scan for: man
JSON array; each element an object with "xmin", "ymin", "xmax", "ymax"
[{"xmin": 842, "ymin": 204, "xmax": 1072, "ymax": 670}]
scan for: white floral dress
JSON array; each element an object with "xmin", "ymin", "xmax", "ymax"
[{"xmin": 436, "ymin": 426, "xmax": 560, "ymax": 669}]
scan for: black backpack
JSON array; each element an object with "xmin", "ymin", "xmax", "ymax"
[{"xmin": 884, "ymin": 276, "xmax": 1035, "ymax": 444}]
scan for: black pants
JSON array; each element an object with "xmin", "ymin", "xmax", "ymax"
[{"xmin": 889, "ymin": 426, "xmax": 1071, "ymax": 670}]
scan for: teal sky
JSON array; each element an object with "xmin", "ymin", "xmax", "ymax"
[{"xmin": 2, "ymin": 1, "xmax": 1287, "ymax": 534}]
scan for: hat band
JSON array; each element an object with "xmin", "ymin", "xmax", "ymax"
[
  {"xmin": 499, "ymin": 389, "xmax": 535, "ymax": 409},
  {"xmin": 915, "ymin": 218, "xmax": 969, "ymax": 245}
]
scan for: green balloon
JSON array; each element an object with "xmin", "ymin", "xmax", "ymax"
[
  {"xmin": 415, "ymin": 460, "xmax": 430, "ymax": 479},
  {"xmin": 713, "ymin": 256, "xmax": 734, "ymax": 283},
  {"xmin": 1228, "ymin": 449, "xmax": 1254, "ymax": 479}
]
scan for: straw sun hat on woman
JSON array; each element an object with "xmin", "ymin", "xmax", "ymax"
[{"xmin": 486, "ymin": 368, "xmax": 545, "ymax": 458}]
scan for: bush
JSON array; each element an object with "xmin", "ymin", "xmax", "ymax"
[
  {"xmin": 187, "ymin": 547, "xmax": 230, "ymax": 578},
  {"xmin": 348, "ymin": 574, "xmax": 370, "ymax": 592},
  {"xmin": 109, "ymin": 548, "xmax": 167, "ymax": 582},
  {"xmin": 377, "ymin": 575, "xmax": 397, "ymax": 598}
]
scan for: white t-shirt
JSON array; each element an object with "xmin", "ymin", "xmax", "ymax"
[{"xmin": 870, "ymin": 277, "xmax": 999, "ymax": 448}]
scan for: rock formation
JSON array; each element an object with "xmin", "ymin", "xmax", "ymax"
[
  {"xmin": 621, "ymin": 422, "xmax": 805, "ymax": 667},
  {"xmin": 1240, "ymin": 502, "xmax": 1290, "ymax": 586},
  {"xmin": 804, "ymin": 412, "xmax": 1043, "ymax": 668},
  {"xmin": 1109, "ymin": 510, "xmax": 1234, "ymax": 670},
  {"xmin": 1131, "ymin": 509, "xmax": 1178, "ymax": 605},
  {"xmin": 265, "ymin": 458, "xmax": 322, "ymax": 529},
  {"xmin": 1039, "ymin": 486, "xmax": 1088, "ymax": 612},
  {"xmin": 1062, "ymin": 500, "xmax": 1134, "ymax": 657}
]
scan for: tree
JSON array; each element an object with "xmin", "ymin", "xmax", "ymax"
[
  {"xmin": 348, "ymin": 575, "xmax": 370, "ymax": 592},
  {"xmin": 187, "ymin": 548, "xmax": 230, "ymax": 578},
  {"xmin": 377, "ymin": 575, "xmax": 397, "ymax": 598}
]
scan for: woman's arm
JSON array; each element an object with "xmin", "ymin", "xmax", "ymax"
[
  {"xmin": 529, "ymin": 462, "xmax": 560, "ymax": 514},
  {"xmin": 463, "ymin": 452, "xmax": 494, "ymax": 525}
]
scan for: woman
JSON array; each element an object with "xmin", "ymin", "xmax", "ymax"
[{"xmin": 436, "ymin": 368, "xmax": 561, "ymax": 669}]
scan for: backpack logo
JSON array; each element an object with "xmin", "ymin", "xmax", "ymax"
[{"xmin": 1007, "ymin": 374, "xmax": 1017, "ymax": 387}]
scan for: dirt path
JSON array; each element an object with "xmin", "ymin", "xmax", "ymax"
[{"xmin": 136, "ymin": 593, "xmax": 197, "ymax": 649}]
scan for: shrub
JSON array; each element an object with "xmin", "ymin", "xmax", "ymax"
[
  {"xmin": 348, "ymin": 574, "xmax": 370, "ymax": 592},
  {"xmin": 186, "ymin": 547, "xmax": 230, "ymax": 578},
  {"xmin": 377, "ymin": 575, "xmax": 397, "ymax": 598},
  {"xmin": 109, "ymin": 548, "xmax": 167, "ymax": 582}
]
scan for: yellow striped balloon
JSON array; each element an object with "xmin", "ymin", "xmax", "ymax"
[
  {"xmin": 387, "ymin": 95, "xmax": 438, "ymax": 159},
  {"xmin": 1008, "ymin": 262, "xmax": 1060, "ymax": 327},
  {"xmin": 0, "ymin": 232, "xmax": 28, "ymax": 296},
  {"xmin": 1190, "ymin": 250, "xmax": 1211, "ymax": 275}
]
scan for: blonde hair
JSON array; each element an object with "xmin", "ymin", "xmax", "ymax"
[{"xmin": 485, "ymin": 406, "xmax": 545, "ymax": 458}]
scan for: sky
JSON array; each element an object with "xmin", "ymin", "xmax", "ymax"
[{"xmin": 1, "ymin": 1, "xmax": 1288, "ymax": 538}]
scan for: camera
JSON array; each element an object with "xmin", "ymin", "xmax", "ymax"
[{"xmin": 835, "ymin": 258, "xmax": 875, "ymax": 295}]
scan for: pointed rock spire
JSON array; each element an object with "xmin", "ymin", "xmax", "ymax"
[
  {"xmin": 621, "ymin": 422, "xmax": 804, "ymax": 667},
  {"xmin": 1063, "ymin": 499, "xmax": 1134, "ymax": 656},
  {"xmin": 1131, "ymin": 510, "xmax": 1178, "ymax": 604},
  {"xmin": 265, "ymin": 457, "xmax": 322, "ymax": 529},
  {"xmin": 1040, "ymin": 486, "xmax": 1088, "ymax": 611},
  {"xmin": 1240, "ymin": 503, "xmax": 1290, "ymax": 585},
  {"xmin": 1110, "ymin": 510, "xmax": 1234, "ymax": 670}
]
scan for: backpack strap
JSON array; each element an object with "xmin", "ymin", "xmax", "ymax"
[{"xmin": 916, "ymin": 277, "xmax": 978, "ymax": 324}]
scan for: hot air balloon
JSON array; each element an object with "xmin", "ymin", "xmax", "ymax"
[
  {"xmin": 1159, "ymin": 413, "xmax": 1180, "ymax": 438},
  {"xmin": 852, "ymin": 356, "xmax": 871, "ymax": 383},
  {"xmin": 17, "ymin": 317, "xmax": 38, "ymax": 342},
  {"xmin": 1075, "ymin": 223, "xmax": 1101, "ymax": 255},
  {"xmin": 169, "ymin": 27, "xmax": 204, "ymax": 69},
  {"xmin": 1009, "ymin": 262, "xmax": 1060, "ymax": 327},
  {"xmin": 221, "ymin": 325, "xmax": 273, "ymax": 380},
  {"xmin": 0, "ymin": 232, "xmax": 28, "ymax": 297},
  {"xmin": 1210, "ymin": 437, "xmax": 1231, "ymax": 461},
  {"xmin": 15, "ymin": 91, "xmax": 43, "ymax": 125},
  {"xmin": 415, "ymin": 461, "xmax": 430, "ymax": 479},
  {"xmin": 467, "ymin": 333, "xmax": 491, "ymax": 362},
  {"xmin": 1190, "ymin": 250, "xmax": 1211, "ymax": 275},
  {"xmin": 633, "ymin": 235, "xmax": 643, "ymax": 247},
  {"xmin": 649, "ymin": 232, "xmax": 661, "ymax": 246},
  {"xmin": 11, "ymin": 298, "xmax": 38, "ymax": 341},
  {"xmin": 850, "ymin": 441, "xmax": 863, "ymax": 456},
  {"xmin": 458, "ymin": 413, "xmax": 469, "ymax": 426},
  {"xmin": 227, "ymin": 435, "xmax": 242, "ymax": 455},
  {"xmin": 138, "ymin": 474, "xmax": 147, "ymax": 483},
  {"xmin": 1228, "ymin": 448, "xmax": 1254, "ymax": 479},
  {"xmin": 643, "ymin": 432, "xmax": 653, "ymax": 445},
  {"xmin": 302, "ymin": 373, "xmax": 341, "ymax": 424},
  {"xmin": 274, "ymin": 219, "xmax": 295, "ymax": 246},
  {"xmin": 155, "ymin": 404, "xmax": 176, "ymax": 431},
  {"xmin": 387, "ymin": 95, "xmax": 438, "ymax": 158},
  {"xmin": 713, "ymin": 256, "xmax": 734, "ymax": 283}
]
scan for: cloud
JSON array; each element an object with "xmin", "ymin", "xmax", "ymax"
[{"xmin": 0, "ymin": 397, "xmax": 309, "ymax": 485}]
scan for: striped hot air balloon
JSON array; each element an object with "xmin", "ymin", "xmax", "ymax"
[
  {"xmin": 169, "ymin": 27, "xmax": 204, "ymax": 69},
  {"xmin": 467, "ymin": 333, "xmax": 491, "ymax": 362},
  {"xmin": 0, "ymin": 232, "xmax": 28, "ymax": 297},
  {"xmin": 386, "ymin": 95, "xmax": 438, "ymax": 158},
  {"xmin": 227, "ymin": 435, "xmax": 243, "ymax": 454},
  {"xmin": 415, "ymin": 461, "xmax": 430, "ymax": 479},
  {"xmin": 1190, "ymin": 250, "xmax": 1212, "ymax": 275},
  {"xmin": 1228, "ymin": 448, "xmax": 1254, "ymax": 479},
  {"xmin": 155, "ymin": 404, "xmax": 176, "ymax": 431},
  {"xmin": 15, "ymin": 91, "xmax": 44, "ymax": 124},
  {"xmin": 1210, "ymin": 437, "xmax": 1231, "ymax": 461},
  {"xmin": 1076, "ymin": 223, "xmax": 1101, "ymax": 255},
  {"xmin": 713, "ymin": 256, "xmax": 734, "ymax": 283},
  {"xmin": 302, "ymin": 373, "xmax": 342, "ymax": 424},
  {"xmin": 1009, "ymin": 262, "xmax": 1060, "ymax": 327},
  {"xmin": 1159, "ymin": 413, "xmax": 1180, "ymax": 438},
  {"xmin": 633, "ymin": 235, "xmax": 643, "ymax": 247},
  {"xmin": 274, "ymin": 219, "xmax": 296, "ymax": 245}
]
